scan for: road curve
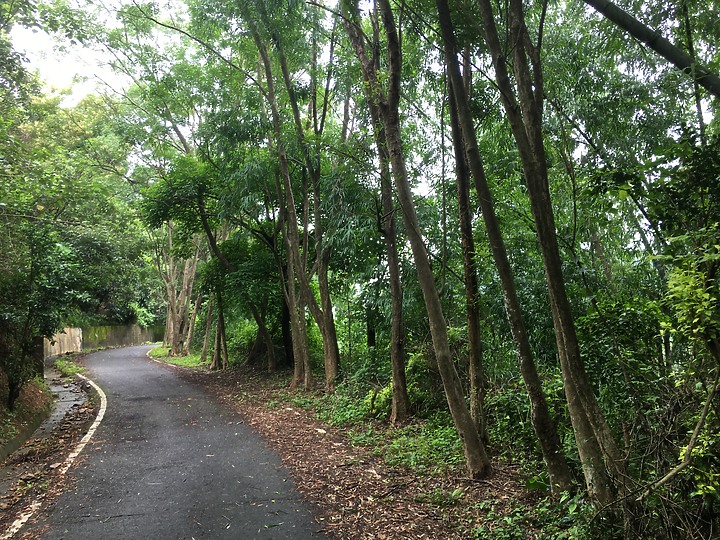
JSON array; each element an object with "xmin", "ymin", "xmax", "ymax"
[{"xmin": 27, "ymin": 346, "xmax": 325, "ymax": 539}]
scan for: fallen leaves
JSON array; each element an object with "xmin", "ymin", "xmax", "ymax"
[
  {"xmin": 0, "ymin": 380, "xmax": 98, "ymax": 537},
  {"xmin": 177, "ymin": 366, "xmax": 542, "ymax": 539}
]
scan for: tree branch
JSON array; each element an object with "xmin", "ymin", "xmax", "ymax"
[{"xmin": 584, "ymin": 0, "xmax": 720, "ymax": 99}]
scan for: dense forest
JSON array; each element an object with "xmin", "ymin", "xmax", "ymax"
[{"xmin": 2, "ymin": 0, "xmax": 719, "ymax": 537}]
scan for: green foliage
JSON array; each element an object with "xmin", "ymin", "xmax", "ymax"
[
  {"xmin": 414, "ymin": 487, "xmax": 465, "ymax": 507},
  {"xmin": 484, "ymin": 380, "xmax": 540, "ymax": 459},
  {"xmin": 362, "ymin": 352, "xmax": 444, "ymax": 419},
  {"xmin": 376, "ymin": 414, "xmax": 465, "ymax": 474},
  {"xmin": 346, "ymin": 415, "xmax": 465, "ymax": 476},
  {"xmin": 148, "ymin": 345, "xmax": 208, "ymax": 368},
  {"xmin": 666, "ymin": 252, "xmax": 719, "ymax": 342},
  {"xmin": 11, "ymin": 0, "xmax": 719, "ymax": 534},
  {"xmin": 471, "ymin": 492, "xmax": 605, "ymax": 540},
  {"xmin": 54, "ymin": 358, "xmax": 86, "ymax": 378}
]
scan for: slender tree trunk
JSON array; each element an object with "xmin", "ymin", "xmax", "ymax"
[
  {"xmin": 447, "ymin": 78, "xmax": 488, "ymax": 444},
  {"xmin": 368, "ymin": 95, "xmax": 411, "ymax": 424},
  {"xmin": 163, "ymin": 305, "xmax": 172, "ymax": 349},
  {"xmin": 210, "ymin": 289, "xmax": 229, "ymax": 371},
  {"xmin": 342, "ymin": 0, "xmax": 411, "ymax": 424},
  {"xmin": 220, "ymin": 303, "xmax": 228, "ymax": 370},
  {"xmin": 211, "ymin": 309, "xmax": 221, "ymax": 371},
  {"xmin": 256, "ymin": 0, "xmax": 341, "ymax": 389},
  {"xmin": 183, "ymin": 292, "xmax": 202, "ymax": 356},
  {"xmin": 360, "ymin": 0, "xmax": 490, "ymax": 478},
  {"xmin": 201, "ymin": 298, "xmax": 214, "ymax": 364},
  {"xmin": 287, "ymin": 248, "xmax": 311, "ymax": 389},
  {"xmin": 280, "ymin": 293, "xmax": 294, "ymax": 368},
  {"xmin": 475, "ymin": 0, "xmax": 626, "ymax": 504},
  {"xmin": 248, "ymin": 17, "xmax": 312, "ymax": 389},
  {"xmin": 318, "ymin": 248, "xmax": 340, "ymax": 389},
  {"xmin": 250, "ymin": 302, "xmax": 277, "ymax": 372},
  {"xmin": 436, "ymin": 0, "xmax": 572, "ymax": 491}
]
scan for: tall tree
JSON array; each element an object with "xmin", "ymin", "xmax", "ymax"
[
  {"xmin": 342, "ymin": 0, "xmax": 491, "ymax": 478},
  {"xmin": 435, "ymin": 0, "xmax": 573, "ymax": 492},
  {"xmin": 472, "ymin": 0, "xmax": 628, "ymax": 505}
]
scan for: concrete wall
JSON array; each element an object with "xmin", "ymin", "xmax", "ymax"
[
  {"xmin": 44, "ymin": 327, "xmax": 83, "ymax": 358},
  {"xmin": 81, "ymin": 325, "xmax": 163, "ymax": 350},
  {"xmin": 43, "ymin": 325, "xmax": 163, "ymax": 361}
]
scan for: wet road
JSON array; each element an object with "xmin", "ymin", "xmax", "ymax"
[{"xmin": 27, "ymin": 346, "xmax": 324, "ymax": 539}]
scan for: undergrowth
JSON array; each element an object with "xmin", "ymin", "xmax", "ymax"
[
  {"xmin": 273, "ymin": 375, "xmax": 606, "ymax": 538},
  {"xmin": 54, "ymin": 358, "xmax": 86, "ymax": 378},
  {"xmin": 148, "ymin": 345, "xmax": 209, "ymax": 368},
  {"xmin": 0, "ymin": 377, "xmax": 53, "ymax": 448}
]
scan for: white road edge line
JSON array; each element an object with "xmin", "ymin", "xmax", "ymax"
[{"xmin": 1, "ymin": 374, "xmax": 108, "ymax": 540}]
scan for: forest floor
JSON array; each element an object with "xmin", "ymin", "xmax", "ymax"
[
  {"xmin": 175, "ymin": 365, "xmax": 547, "ymax": 539},
  {"xmin": 0, "ymin": 356, "xmax": 549, "ymax": 539}
]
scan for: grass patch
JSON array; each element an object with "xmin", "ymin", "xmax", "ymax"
[
  {"xmin": 54, "ymin": 358, "xmax": 86, "ymax": 378},
  {"xmin": 148, "ymin": 346, "xmax": 209, "ymax": 368},
  {"xmin": 148, "ymin": 345, "xmax": 171, "ymax": 358},
  {"xmin": 347, "ymin": 414, "xmax": 465, "ymax": 475}
]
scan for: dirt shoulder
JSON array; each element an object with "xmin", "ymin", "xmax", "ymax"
[
  {"xmin": 0, "ymin": 374, "xmax": 97, "ymax": 537},
  {"xmin": 172, "ymin": 365, "xmax": 541, "ymax": 539}
]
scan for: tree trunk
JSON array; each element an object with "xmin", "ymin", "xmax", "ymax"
[
  {"xmin": 447, "ymin": 77, "xmax": 488, "ymax": 444},
  {"xmin": 159, "ymin": 226, "xmax": 200, "ymax": 357},
  {"xmin": 368, "ymin": 92, "xmax": 411, "ymax": 424},
  {"xmin": 201, "ymin": 298, "xmax": 214, "ymax": 364},
  {"xmin": 183, "ymin": 292, "xmax": 202, "ymax": 356},
  {"xmin": 475, "ymin": 0, "xmax": 626, "ymax": 504},
  {"xmin": 247, "ymin": 16, "xmax": 312, "ymax": 389},
  {"xmin": 219, "ymin": 302, "xmax": 228, "ymax": 369},
  {"xmin": 246, "ymin": 327, "xmax": 264, "ymax": 365},
  {"xmin": 280, "ymin": 293, "xmax": 294, "ymax": 368},
  {"xmin": 342, "ymin": 0, "xmax": 411, "ymax": 425},
  {"xmin": 250, "ymin": 301, "xmax": 277, "ymax": 372},
  {"xmin": 318, "ymin": 248, "xmax": 340, "ymax": 389},
  {"xmin": 287, "ymin": 248, "xmax": 312, "ymax": 389},
  {"xmin": 373, "ymin": 0, "xmax": 490, "ymax": 478},
  {"xmin": 211, "ymin": 309, "xmax": 221, "ymax": 371},
  {"xmin": 436, "ymin": 0, "xmax": 573, "ymax": 491},
  {"xmin": 257, "ymin": 0, "xmax": 341, "ymax": 390}
]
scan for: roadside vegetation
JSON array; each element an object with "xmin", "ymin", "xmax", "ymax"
[
  {"xmin": 148, "ymin": 346, "xmax": 208, "ymax": 368},
  {"xmin": 0, "ymin": 377, "xmax": 53, "ymax": 452},
  {"xmin": 53, "ymin": 358, "xmax": 87, "ymax": 380}
]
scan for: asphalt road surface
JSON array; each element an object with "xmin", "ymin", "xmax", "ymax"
[{"xmin": 28, "ymin": 346, "xmax": 325, "ymax": 539}]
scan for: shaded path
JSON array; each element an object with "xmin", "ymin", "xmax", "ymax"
[{"xmin": 27, "ymin": 346, "xmax": 324, "ymax": 539}]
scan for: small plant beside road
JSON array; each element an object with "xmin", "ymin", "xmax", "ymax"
[{"xmin": 54, "ymin": 358, "xmax": 86, "ymax": 379}]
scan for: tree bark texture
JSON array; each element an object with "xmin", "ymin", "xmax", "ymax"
[{"xmin": 447, "ymin": 75, "xmax": 488, "ymax": 444}]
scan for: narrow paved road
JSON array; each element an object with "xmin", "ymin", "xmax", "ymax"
[{"xmin": 28, "ymin": 346, "xmax": 325, "ymax": 539}]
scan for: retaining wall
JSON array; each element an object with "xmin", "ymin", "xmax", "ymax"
[{"xmin": 44, "ymin": 325, "xmax": 164, "ymax": 361}]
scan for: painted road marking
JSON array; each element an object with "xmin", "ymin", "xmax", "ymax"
[{"xmin": 1, "ymin": 374, "xmax": 108, "ymax": 540}]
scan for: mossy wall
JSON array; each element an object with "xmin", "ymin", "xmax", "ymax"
[
  {"xmin": 43, "ymin": 325, "xmax": 164, "ymax": 360},
  {"xmin": 82, "ymin": 325, "xmax": 164, "ymax": 349}
]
